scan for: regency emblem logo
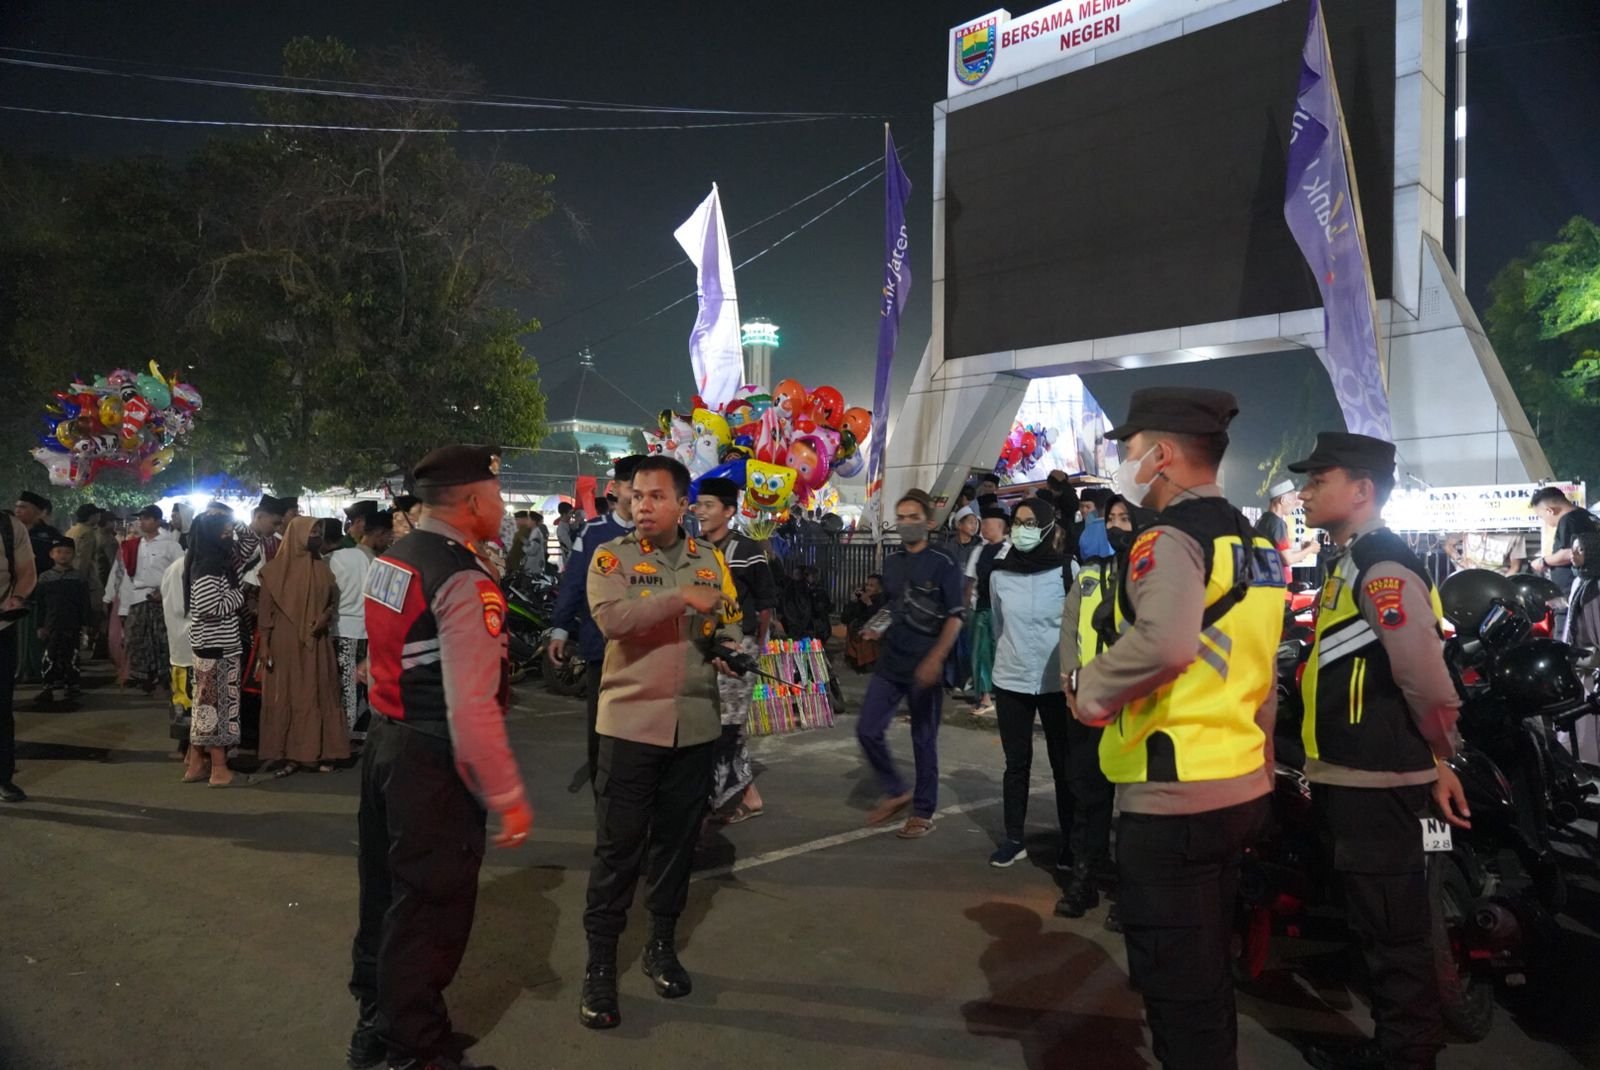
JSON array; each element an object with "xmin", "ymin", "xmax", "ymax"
[{"xmin": 954, "ymin": 17, "xmax": 998, "ymax": 85}]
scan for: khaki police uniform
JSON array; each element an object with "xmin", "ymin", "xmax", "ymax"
[
  {"xmin": 1073, "ymin": 388, "xmax": 1280, "ymax": 1070},
  {"xmin": 1292, "ymin": 432, "xmax": 1462, "ymax": 1069},
  {"xmin": 583, "ymin": 528, "xmax": 741, "ymax": 946}
]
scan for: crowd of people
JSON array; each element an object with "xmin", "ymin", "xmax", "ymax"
[
  {"xmin": 4, "ymin": 385, "xmax": 1573, "ymax": 1070},
  {"xmin": 0, "ymin": 490, "xmax": 422, "ymax": 797}
]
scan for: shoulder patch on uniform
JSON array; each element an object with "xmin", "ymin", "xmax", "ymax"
[
  {"xmin": 1364, "ymin": 576, "xmax": 1406, "ymax": 629},
  {"xmin": 632, "ymin": 561, "xmax": 658, "ymax": 575},
  {"xmin": 1128, "ymin": 530, "xmax": 1160, "ymax": 580},
  {"xmin": 696, "ymin": 567, "xmax": 718, "ymax": 583},
  {"xmin": 686, "ymin": 537, "xmax": 699, "ymax": 555},
  {"xmin": 364, "ymin": 558, "xmax": 414, "ymax": 613},
  {"xmin": 593, "ymin": 548, "xmax": 619, "ymax": 575},
  {"xmin": 476, "ymin": 579, "xmax": 507, "ymax": 638}
]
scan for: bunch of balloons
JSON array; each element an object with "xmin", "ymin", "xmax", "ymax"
[
  {"xmin": 644, "ymin": 378, "xmax": 873, "ymax": 528},
  {"xmin": 994, "ymin": 421, "xmax": 1054, "ymax": 478},
  {"xmin": 30, "ymin": 361, "xmax": 204, "ymax": 489}
]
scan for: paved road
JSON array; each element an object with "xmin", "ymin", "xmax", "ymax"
[{"xmin": 2, "ymin": 667, "xmax": 1597, "ymax": 1069}]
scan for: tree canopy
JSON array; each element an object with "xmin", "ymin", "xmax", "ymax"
[
  {"xmin": 0, "ymin": 36, "xmax": 555, "ymax": 506},
  {"xmin": 1485, "ymin": 215, "xmax": 1600, "ymax": 484}
]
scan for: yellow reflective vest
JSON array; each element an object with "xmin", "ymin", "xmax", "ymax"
[{"xmin": 1098, "ymin": 497, "xmax": 1285, "ymax": 785}]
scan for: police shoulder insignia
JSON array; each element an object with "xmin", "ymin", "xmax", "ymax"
[
  {"xmin": 1128, "ymin": 531, "xmax": 1160, "ymax": 580},
  {"xmin": 687, "ymin": 537, "xmax": 698, "ymax": 555},
  {"xmin": 1364, "ymin": 576, "xmax": 1406, "ymax": 629},
  {"xmin": 593, "ymin": 549, "xmax": 619, "ymax": 575},
  {"xmin": 476, "ymin": 580, "xmax": 506, "ymax": 638},
  {"xmin": 632, "ymin": 561, "xmax": 658, "ymax": 575},
  {"xmin": 695, "ymin": 568, "xmax": 718, "ymax": 583},
  {"xmin": 701, "ymin": 619, "xmax": 715, "ymax": 638}
]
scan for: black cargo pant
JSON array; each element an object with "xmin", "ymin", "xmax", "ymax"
[
  {"xmin": 584, "ymin": 734, "xmax": 715, "ymax": 943},
  {"xmin": 994, "ymin": 688, "xmax": 1112, "ymax": 862},
  {"xmin": 1313, "ymin": 782, "xmax": 1443, "ymax": 1069},
  {"xmin": 1117, "ymin": 795, "xmax": 1269, "ymax": 1070},
  {"xmin": 585, "ymin": 677, "xmax": 601, "ymax": 789},
  {"xmin": 0, "ymin": 625, "xmax": 17, "ymax": 782},
  {"xmin": 350, "ymin": 717, "xmax": 486, "ymax": 1064}
]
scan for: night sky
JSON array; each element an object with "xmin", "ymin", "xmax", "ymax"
[{"xmin": 3, "ymin": 0, "xmax": 1597, "ymax": 431}]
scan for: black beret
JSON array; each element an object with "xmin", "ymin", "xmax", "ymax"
[
  {"xmin": 17, "ymin": 491, "xmax": 51, "ymax": 512},
  {"xmin": 1287, "ymin": 432, "xmax": 1396, "ymax": 475},
  {"xmin": 344, "ymin": 500, "xmax": 380, "ymax": 520},
  {"xmin": 412, "ymin": 445, "xmax": 501, "ymax": 488},
  {"xmin": 612, "ymin": 454, "xmax": 645, "ymax": 482},
  {"xmin": 1106, "ymin": 387, "xmax": 1239, "ymax": 441},
  {"xmin": 698, "ymin": 477, "xmax": 741, "ymax": 507},
  {"xmin": 50, "ymin": 534, "xmax": 76, "ymax": 551}
]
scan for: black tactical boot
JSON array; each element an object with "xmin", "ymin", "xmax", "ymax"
[
  {"xmin": 641, "ymin": 914, "xmax": 692, "ymax": 999},
  {"xmin": 1053, "ymin": 863, "xmax": 1100, "ymax": 918},
  {"xmin": 579, "ymin": 941, "xmax": 621, "ymax": 1030},
  {"xmin": 346, "ymin": 1002, "xmax": 385, "ymax": 1069}
]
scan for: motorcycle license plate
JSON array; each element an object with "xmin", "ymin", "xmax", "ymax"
[{"xmin": 1421, "ymin": 817, "xmax": 1453, "ymax": 853}]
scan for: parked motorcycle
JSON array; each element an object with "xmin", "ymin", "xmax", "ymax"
[{"xmin": 1236, "ymin": 570, "xmax": 1599, "ymax": 1041}]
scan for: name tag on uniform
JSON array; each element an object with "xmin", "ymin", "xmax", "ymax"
[
  {"xmin": 365, "ymin": 559, "xmax": 413, "ymax": 613},
  {"xmin": 1421, "ymin": 817, "xmax": 1452, "ymax": 853}
]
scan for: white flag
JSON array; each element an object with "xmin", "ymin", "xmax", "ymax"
[{"xmin": 673, "ymin": 184, "xmax": 744, "ymax": 410}]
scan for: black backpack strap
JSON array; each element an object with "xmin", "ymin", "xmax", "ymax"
[
  {"xmin": 0, "ymin": 509, "xmax": 14, "ymax": 599},
  {"xmin": 1116, "ymin": 499, "xmax": 1271, "ymax": 632}
]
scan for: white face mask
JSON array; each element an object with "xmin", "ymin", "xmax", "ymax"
[{"xmin": 1110, "ymin": 446, "xmax": 1161, "ymax": 507}]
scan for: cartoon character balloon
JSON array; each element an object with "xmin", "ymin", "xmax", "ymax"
[
  {"xmin": 690, "ymin": 407, "xmax": 731, "ymax": 476},
  {"xmin": 29, "ymin": 361, "xmax": 203, "ymax": 488},
  {"xmin": 808, "ymin": 385, "xmax": 845, "ymax": 430},
  {"xmin": 744, "ymin": 460, "xmax": 798, "ymax": 515},
  {"xmin": 771, "ymin": 379, "xmax": 807, "ymax": 423}
]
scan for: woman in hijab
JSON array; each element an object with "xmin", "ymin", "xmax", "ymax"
[
  {"xmin": 257, "ymin": 515, "xmax": 347, "ymax": 776},
  {"xmin": 184, "ymin": 513, "xmax": 245, "ymax": 786},
  {"xmin": 988, "ymin": 498, "xmax": 1114, "ymax": 919}
]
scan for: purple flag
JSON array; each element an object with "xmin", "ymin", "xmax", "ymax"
[
  {"xmin": 1284, "ymin": 0, "xmax": 1392, "ymax": 439},
  {"xmin": 866, "ymin": 126, "xmax": 912, "ymax": 506}
]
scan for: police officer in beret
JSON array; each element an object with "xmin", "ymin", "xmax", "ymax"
[
  {"xmin": 1071, "ymin": 388, "xmax": 1283, "ymax": 1069},
  {"xmin": 347, "ymin": 445, "xmax": 532, "ymax": 1070},
  {"xmin": 579, "ymin": 455, "xmax": 742, "ymax": 1030},
  {"xmin": 1291, "ymin": 432, "xmax": 1470, "ymax": 1070}
]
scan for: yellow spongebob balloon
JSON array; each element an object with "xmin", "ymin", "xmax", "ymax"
[{"xmin": 744, "ymin": 459, "xmax": 798, "ymax": 513}]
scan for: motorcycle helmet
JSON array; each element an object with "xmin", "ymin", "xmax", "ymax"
[
  {"xmin": 1440, "ymin": 568, "xmax": 1519, "ymax": 636},
  {"xmin": 1488, "ymin": 638, "xmax": 1584, "ymax": 716},
  {"xmin": 1506, "ymin": 573, "xmax": 1567, "ymax": 624}
]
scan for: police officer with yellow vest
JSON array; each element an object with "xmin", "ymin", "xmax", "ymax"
[
  {"xmin": 1071, "ymin": 389, "xmax": 1281, "ymax": 1070},
  {"xmin": 1290, "ymin": 433, "xmax": 1470, "ymax": 1070},
  {"xmin": 579, "ymin": 455, "xmax": 743, "ymax": 1031}
]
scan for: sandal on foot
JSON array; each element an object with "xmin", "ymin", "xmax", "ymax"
[
  {"xmin": 181, "ymin": 765, "xmax": 212, "ymax": 784},
  {"xmin": 723, "ymin": 802, "xmax": 764, "ymax": 824}
]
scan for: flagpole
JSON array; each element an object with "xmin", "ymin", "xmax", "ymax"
[{"xmin": 1317, "ymin": 7, "xmax": 1388, "ymax": 391}]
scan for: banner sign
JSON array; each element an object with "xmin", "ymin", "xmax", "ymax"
[
  {"xmin": 675, "ymin": 184, "xmax": 744, "ymax": 411},
  {"xmin": 865, "ymin": 127, "xmax": 913, "ymax": 517},
  {"xmin": 947, "ymin": 0, "xmax": 1246, "ymax": 98},
  {"xmin": 1385, "ymin": 483, "xmax": 1586, "ymax": 534},
  {"xmin": 1283, "ymin": 0, "xmax": 1392, "ymax": 439}
]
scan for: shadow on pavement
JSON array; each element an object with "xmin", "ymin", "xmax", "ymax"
[
  {"xmin": 960, "ymin": 900, "xmax": 1145, "ymax": 1070},
  {"xmin": 452, "ymin": 863, "xmax": 568, "ymax": 1041},
  {"xmin": 0, "ymin": 794, "xmax": 357, "ymax": 855}
]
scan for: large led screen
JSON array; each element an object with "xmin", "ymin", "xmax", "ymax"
[{"xmin": 944, "ymin": 0, "xmax": 1396, "ymax": 358}]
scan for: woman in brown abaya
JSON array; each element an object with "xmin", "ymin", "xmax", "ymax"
[{"xmin": 257, "ymin": 515, "xmax": 348, "ymax": 774}]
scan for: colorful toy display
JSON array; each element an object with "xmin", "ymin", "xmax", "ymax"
[
  {"xmin": 745, "ymin": 638, "xmax": 836, "ymax": 736},
  {"xmin": 30, "ymin": 361, "xmax": 204, "ymax": 489},
  {"xmin": 994, "ymin": 421, "xmax": 1054, "ymax": 479}
]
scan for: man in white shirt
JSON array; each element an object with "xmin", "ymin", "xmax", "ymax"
[
  {"xmin": 159, "ymin": 556, "xmax": 195, "ymax": 759},
  {"xmin": 124, "ymin": 506, "xmax": 185, "ymax": 694},
  {"xmin": 327, "ymin": 508, "xmax": 393, "ymax": 743}
]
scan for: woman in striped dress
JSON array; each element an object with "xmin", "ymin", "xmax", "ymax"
[{"xmin": 184, "ymin": 514, "xmax": 245, "ymax": 787}]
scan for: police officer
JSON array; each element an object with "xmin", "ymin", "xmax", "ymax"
[
  {"xmin": 1290, "ymin": 432, "xmax": 1470, "ymax": 1070},
  {"xmin": 549, "ymin": 453, "xmax": 642, "ymax": 788},
  {"xmin": 580, "ymin": 455, "xmax": 742, "ymax": 1030},
  {"xmin": 347, "ymin": 446, "xmax": 532, "ymax": 1070},
  {"xmin": 1071, "ymin": 388, "xmax": 1282, "ymax": 1070}
]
